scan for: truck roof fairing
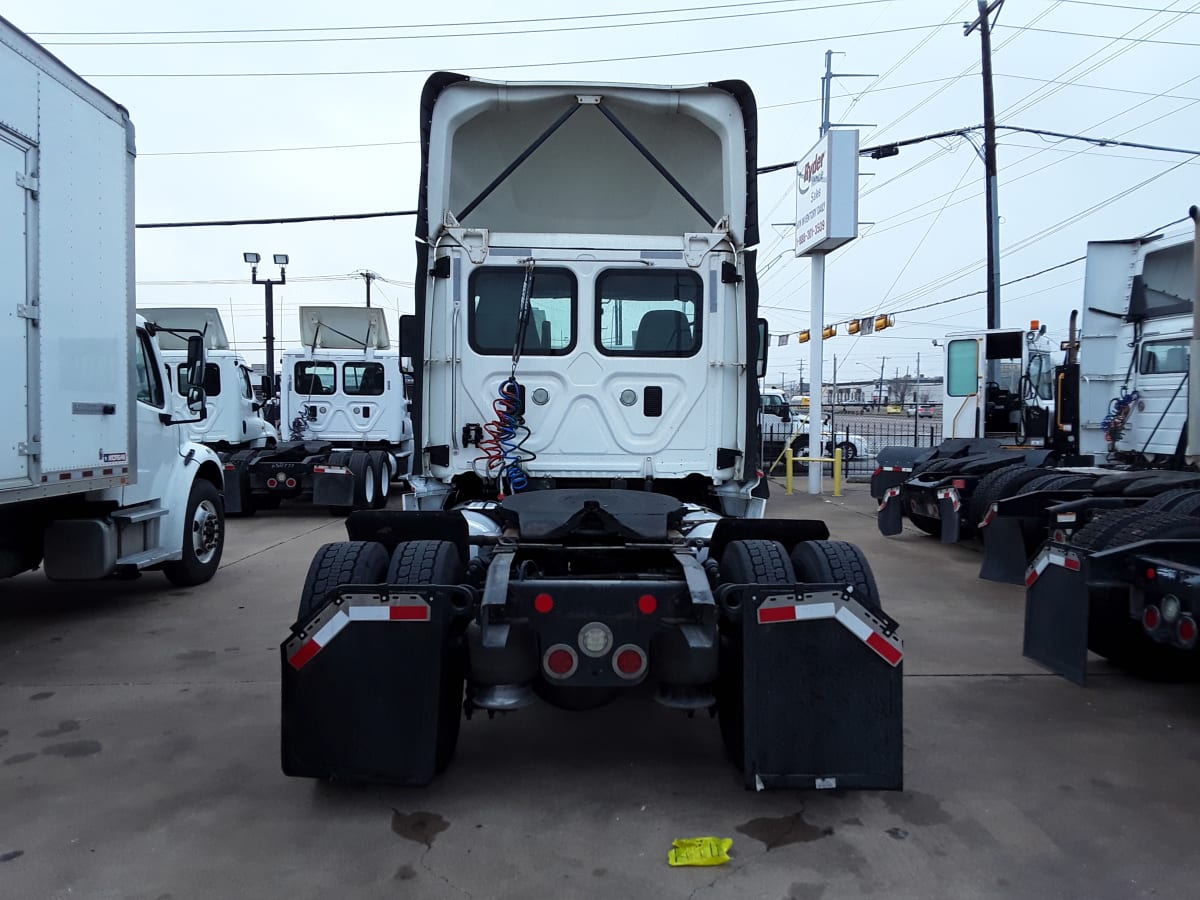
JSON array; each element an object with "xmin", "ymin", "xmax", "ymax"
[{"xmin": 415, "ymin": 72, "xmax": 759, "ymax": 248}]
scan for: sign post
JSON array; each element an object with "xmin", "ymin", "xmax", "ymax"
[{"xmin": 796, "ymin": 129, "xmax": 859, "ymax": 494}]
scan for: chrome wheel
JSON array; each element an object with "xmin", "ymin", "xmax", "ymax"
[{"xmin": 191, "ymin": 498, "xmax": 222, "ymax": 565}]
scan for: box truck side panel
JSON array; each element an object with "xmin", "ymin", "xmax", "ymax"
[
  {"xmin": 35, "ymin": 72, "xmax": 134, "ymax": 477},
  {"xmin": 0, "ymin": 135, "xmax": 31, "ymax": 486}
]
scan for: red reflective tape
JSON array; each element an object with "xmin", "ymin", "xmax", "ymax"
[
  {"xmin": 1064, "ymin": 555, "xmax": 1081, "ymax": 572},
  {"xmin": 389, "ymin": 605, "xmax": 430, "ymax": 621},
  {"xmin": 757, "ymin": 605, "xmax": 796, "ymax": 624},
  {"xmin": 1025, "ymin": 569, "xmax": 1038, "ymax": 588},
  {"xmin": 866, "ymin": 632, "xmax": 903, "ymax": 666},
  {"xmin": 288, "ymin": 639, "xmax": 321, "ymax": 671}
]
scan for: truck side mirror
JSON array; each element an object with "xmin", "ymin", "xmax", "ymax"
[
  {"xmin": 756, "ymin": 318, "xmax": 769, "ymax": 379},
  {"xmin": 184, "ymin": 335, "xmax": 206, "ymax": 412},
  {"xmin": 184, "ymin": 335, "xmax": 206, "ymax": 388},
  {"xmin": 399, "ymin": 314, "xmax": 418, "ymax": 360}
]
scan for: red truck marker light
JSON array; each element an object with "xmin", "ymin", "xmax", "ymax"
[
  {"xmin": 534, "ymin": 593, "xmax": 554, "ymax": 613},
  {"xmin": 637, "ymin": 594, "xmax": 658, "ymax": 615}
]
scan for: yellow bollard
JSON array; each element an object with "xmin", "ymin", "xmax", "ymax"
[
  {"xmin": 833, "ymin": 448, "xmax": 843, "ymax": 497},
  {"xmin": 785, "ymin": 447, "xmax": 794, "ymax": 495}
]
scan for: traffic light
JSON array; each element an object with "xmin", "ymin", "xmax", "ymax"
[
  {"xmin": 823, "ymin": 324, "xmax": 837, "ymax": 339},
  {"xmin": 797, "ymin": 330, "xmax": 811, "ymax": 343},
  {"xmin": 847, "ymin": 320, "xmax": 861, "ymax": 335},
  {"xmin": 874, "ymin": 314, "xmax": 894, "ymax": 331}
]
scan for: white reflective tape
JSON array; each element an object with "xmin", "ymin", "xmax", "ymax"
[
  {"xmin": 312, "ymin": 609, "xmax": 350, "ymax": 647},
  {"xmin": 835, "ymin": 605, "xmax": 873, "ymax": 641},
  {"xmin": 791, "ymin": 602, "xmax": 837, "ymax": 622},
  {"xmin": 348, "ymin": 606, "xmax": 391, "ymax": 622}
]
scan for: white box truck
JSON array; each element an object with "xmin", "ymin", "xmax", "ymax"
[{"xmin": 0, "ymin": 16, "xmax": 226, "ymax": 585}]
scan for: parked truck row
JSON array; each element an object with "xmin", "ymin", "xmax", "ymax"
[{"xmin": 870, "ymin": 218, "xmax": 1200, "ymax": 683}]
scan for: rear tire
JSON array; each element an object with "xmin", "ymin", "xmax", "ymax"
[
  {"xmin": 969, "ymin": 465, "xmax": 1044, "ymax": 530},
  {"xmin": 716, "ymin": 540, "xmax": 795, "ymax": 770},
  {"xmin": 790, "ymin": 540, "xmax": 882, "ymax": 612},
  {"xmin": 163, "ymin": 479, "xmax": 225, "ymax": 587},
  {"xmin": 387, "ymin": 540, "xmax": 465, "ymax": 773},
  {"xmin": 294, "ymin": 540, "xmax": 389, "ymax": 627},
  {"xmin": 349, "ymin": 450, "xmax": 374, "ymax": 510},
  {"xmin": 368, "ymin": 450, "xmax": 390, "ymax": 509},
  {"xmin": 1141, "ymin": 489, "xmax": 1200, "ymax": 516}
]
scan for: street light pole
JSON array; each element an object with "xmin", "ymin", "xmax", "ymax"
[{"xmin": 245, "ymin": 252, "xmax": 288, "ymax": 405}]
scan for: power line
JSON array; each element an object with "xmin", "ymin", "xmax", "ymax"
[
  {"xmin": 27, "ymin": 0, "xmax": 848, "ymax": 36},
  {"xmin": 41, "ymin": 1, "xmax": 892, "ymax": 46},
  {"xmin": 81, "ymin": 25, "xmax": 948, "ymax": 78},
  {"xmin": 998, "ymin": 24, "xmax": 1200, "ymax": 47},
  {"xmin": 136, "ymin": 210, "xmax": 417, "ymax": 229},
  {"xmin": 1055, "ymin": 0, "xmax": 1200, "ymax": 11}
]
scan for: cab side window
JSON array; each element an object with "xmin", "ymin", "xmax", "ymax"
[{"xmin": 135, "ymin": 329, "xmax": 165, "ymax": 408}]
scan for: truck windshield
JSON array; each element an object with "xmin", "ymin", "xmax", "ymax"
[
  {"xmin": 596, "ymin": 270, "xmax": 702, "ymax": 357},
  {"xmin": 1027, "ymin": 352, "xmax": 1054, "ymax": 401},
  {"xmin": 177, "ymin": 363, "xmax": 221, "ymax": 397},
  {"xmin": 343, "ymin": 362, "xmax": 385, "ymax": 396},
  {"xmin": 468, "ymin": 267, "xmax": 575, "ymax": 355},
  {"xmin": 295, "ymin": 361, "xmax": 336, "ymax": 395},
  {"xmin": 1140, "ymin": 339, "xmax": 1190, "ymax": 374}
]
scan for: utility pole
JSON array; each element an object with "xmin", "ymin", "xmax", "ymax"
[
  {"xmin": 244, "ymin": 252, "xmax": 288, "ymax": 408},
  {"xmin": 877, "ymin": 356, "xmax": 887, "ymax": 409},
  {"xmin": 965, "ymin": 0, "xmax": 1004, "ymax": 329},
  {"xmin": 359, "ymin": 269, "xmax": 376, "ymax": 307}
]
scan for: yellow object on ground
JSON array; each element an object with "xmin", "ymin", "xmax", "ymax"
[{"xmin": 668, "ymin": 836, "xmax": 733, "ymax": 867}]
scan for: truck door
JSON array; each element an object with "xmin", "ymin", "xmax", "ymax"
[
  {"xmin": 943, "ymin": 337, "xmax": 981, "ymax": 438},
  {"xmin": 0, "ymin": 133, "xmax": 32, "ymax": 486}
]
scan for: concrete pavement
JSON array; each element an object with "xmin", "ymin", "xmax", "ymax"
[{"xmin": 1, "ymin": 483, "xmax": 1197, "ymax": 899}]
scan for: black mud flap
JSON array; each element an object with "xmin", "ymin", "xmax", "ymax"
[
  {"xmin": 312, "ymin": 466, "xmax": 355, "ymax": 507},
  {"xmin": 937, "ymin": 487, "xmax": 962, "ymax": 544},
  {"xmin": 979, "ymin": 514, "xmax": 1028, "ymax": 584},
  {"xmin": 877, "ymin": 486, "xmax": 904, "ymax": 536},
  {"xmin": 1022, "ymin": 543, "xmax": 1089, "ymax": 684},
  {"xmin": 281, "ymin": 585, "xmax": 470, "ymax": 783},
  {"xmin": 733, "ymin": 584, "xmax": 903, "ymax": 791}
]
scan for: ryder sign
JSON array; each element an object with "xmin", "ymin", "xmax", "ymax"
[{"xmin": 795, "ymin": 129, "xmax": 859, "ymax": 256}]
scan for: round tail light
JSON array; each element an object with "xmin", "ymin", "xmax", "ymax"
[
  {"xmin": 266, "ymin": 478, "xmax": 278, "ymax": 488},
  {"xmin": 285, "ymin": 478, "xmax": 297, "ymax": 489},
  {"xmin": 1177, "ymin": 616, "xmax": 1197, "ymax": 648},
  {"xmin": 612, "ymin": 644, "xmax": 647, "ymax": 680},
  {"xmin": 534, "ymin": 593, "xmax": 554, "ymax": 614},
  {"xmin": 1142, "ymin": 605, "xmax": 1161, "ymax": 632},
  {"xmin": 637, "ymin": 594, "xmax": 658, "ymax": 615},
  {"xmin": 543, "ymin": 644, "xmax": 577, "ymax": 679}
]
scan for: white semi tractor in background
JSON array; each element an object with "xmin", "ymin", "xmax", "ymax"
[
  {"xmin": 1, "ymin": 17, "xmax": 226, "ymax": 586},
  {"xmin": 220, "ymin": 306, "xmax": 414, "ymax": 514}
]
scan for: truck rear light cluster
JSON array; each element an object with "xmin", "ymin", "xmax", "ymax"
[
  {"xmin": 543, "ymin": 644, "xmax": 578, "ymax": 679},
  {"xmin": 612, "ymin": 644, "xmax": 647, "ymax": 679}
]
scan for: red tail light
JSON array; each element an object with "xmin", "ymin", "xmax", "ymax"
[
  {"xmin": 873, "ymin": 466, "xmax": 882, "ymax": 478},
  {"xmin": 543, "ymin": 644, "xmax": 577, "ymax": 678},
  {"xmin": 1142, "ymin": 606, "xmax": 1161, "ymax": 632},
  {"xmin": 1178, "ymin": 616, "xmax": 1197, "ymax": 648},
  {"xmin": 224, "ymin": 464, "xmax": 236, "ymax": 471},
  {"xmin": 637, "ymin": 594, "xmax": 658, "ymax": 615},
  {"xmin": 534, "ymin": 593, "xmax": 554, "ymax": 614},
  {"xmin": 612, "ymin": 644, "xmax": 647, "ymax": 679},
  {"xmin": 266, "ymin": 478, "xmax": 278, "ymax": 488},
  {"xmin": 1145, "ymin": 568, "xmax": 1157, "ymax": 580},
  {"xmin": 285, "ymin": 478, "xmax": 297, "ymax": 489},
  {"xmin": 952, "ymin": 478, "xmax": 967, "ymax": 489}
]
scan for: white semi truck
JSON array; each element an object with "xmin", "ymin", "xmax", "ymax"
[
  {"xmin": 139, "ymin": 307, "xmax": 280, "ymax": 453},
  {"xmin": 1, "ymin": 17, "xmax": 226, "ymax": 585},
  {"xmin": 221, "ymin": 306, "xmax": 414, "ymax": 513},
  {"xmin": 280, "ymin": 72, "xmax": 903, "ymax": 789}
]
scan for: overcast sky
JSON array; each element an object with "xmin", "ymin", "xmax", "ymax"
[{"xmin": 7, "ymin": 0, "xmax": 1198, "ymax": 387}]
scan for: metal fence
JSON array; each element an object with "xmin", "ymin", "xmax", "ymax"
[{"xmin": 763, "ymin": 415, "xmax": 943, "ymax": 481}]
